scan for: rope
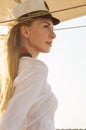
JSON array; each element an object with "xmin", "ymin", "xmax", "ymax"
[
  {"xmin": 51, "ymin": 4, "xmax": 86, "ymax": 14},
  {"xmin": 0, "ymin": 4, "xmax": 86, "ymax": 24},
  {"xmin": 54, "ymin": 25, "xmax": 86, "ymax": 31}
]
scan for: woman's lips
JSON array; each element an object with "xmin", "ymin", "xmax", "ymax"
[{"xmin": 46, "ymin": 42, "xmax": 52, "ymax": 46}]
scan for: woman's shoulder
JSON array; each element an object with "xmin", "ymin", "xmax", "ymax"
[
  {"xmin": 14, "ymin": 57, "xmax": 48, "ymax": 85},
  {"xmin": 19, "ymin": 57, "xmax": 48, "ymax": 73}
]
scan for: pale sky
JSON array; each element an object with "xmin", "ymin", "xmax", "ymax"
[
  {"xmin": 38, "ymin": 15, "xmax": 86, "ymax": 129},
  {"xmin": 0, "ymin": 15, "xmax": 86, "ymax": 129}
]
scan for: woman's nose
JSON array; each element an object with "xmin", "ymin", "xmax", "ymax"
[{"xmin": 50, "ymin": 31, "xmax": 56, "ymax": 39}]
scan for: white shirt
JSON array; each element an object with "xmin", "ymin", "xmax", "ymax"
[{"xmin": 0, "ymin": 57, "xmax": 58, "ymax": 130}]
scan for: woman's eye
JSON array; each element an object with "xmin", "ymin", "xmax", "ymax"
[{"xmin": 44, "ymin": 25, "xmax": 49, "ymax": 28}]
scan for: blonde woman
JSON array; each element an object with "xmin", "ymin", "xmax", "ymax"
[{"xmin": 0, "ymin": 0, "xmax": 60, "ymax": 130}]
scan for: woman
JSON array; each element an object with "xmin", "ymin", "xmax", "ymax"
[{"xmin": 0, "ymin": 0, "xmax": 60, "ymax": 130}]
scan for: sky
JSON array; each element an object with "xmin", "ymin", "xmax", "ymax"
[
  {"xmin": 38, "ymin": 15, "xmax": 86, "ymax": 129},
  {"xmin": 0, "ymin": 15, "xmax": 86, "ymax": 129}
]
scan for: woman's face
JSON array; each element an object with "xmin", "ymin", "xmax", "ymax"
[{"xmin": 22, "ymin": 18, "xmax": 56, "ymax": 57}]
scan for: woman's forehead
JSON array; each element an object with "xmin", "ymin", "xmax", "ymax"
[{"xmin": 33, "ymin": 18, "xmax": 54, "ymax": 25}]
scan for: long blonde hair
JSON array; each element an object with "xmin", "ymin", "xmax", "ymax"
[
  {"xmin": 0, "ymin": 17, "xmax": 34, "ymax": 116},
  {"xmin": 0, "ymin": 23, "xmax": 21, "ymax": 115},
  {"xmin": 0, "ymin": 12, "xmax": 54, "ymax": 116}
]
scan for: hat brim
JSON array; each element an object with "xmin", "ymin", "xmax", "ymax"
[
  {"xmin": 50, "ymin": 15, "xmax": 60, "ymax": 25},
  {"xmin": 27, "ymin": 11, "xmax": 60, "ymax": 25},
  {"xmin": 35, "ymin": 13, "xmax": 60, "ymax": 25}
]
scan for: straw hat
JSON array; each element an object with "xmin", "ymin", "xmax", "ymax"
[{"xmin": 10, "ymin": 0, "xmax": 60, "ymax": 25}]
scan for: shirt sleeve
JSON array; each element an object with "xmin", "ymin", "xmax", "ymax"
[{"xmin": 0, "ymin": 63, "xmax": 48, "ymax": 130}]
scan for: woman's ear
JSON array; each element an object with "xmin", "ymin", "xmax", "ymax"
[{"xmin": 20, "ymin": 25, "xmax": 29, "ymax": 38}]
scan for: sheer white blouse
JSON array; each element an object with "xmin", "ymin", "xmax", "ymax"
[{"xmin": 0, "ymin": 57, "xmax": 58, "ymax": 130}]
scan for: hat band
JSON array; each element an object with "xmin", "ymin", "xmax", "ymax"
[{"xmin": 18, "ymin": 11, "xmax": 51, "ymax": 19}]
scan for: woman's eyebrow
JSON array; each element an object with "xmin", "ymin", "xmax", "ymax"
[{"xmin": 42, "ymin": 21, "xmax": 53, "ymax": 27}]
